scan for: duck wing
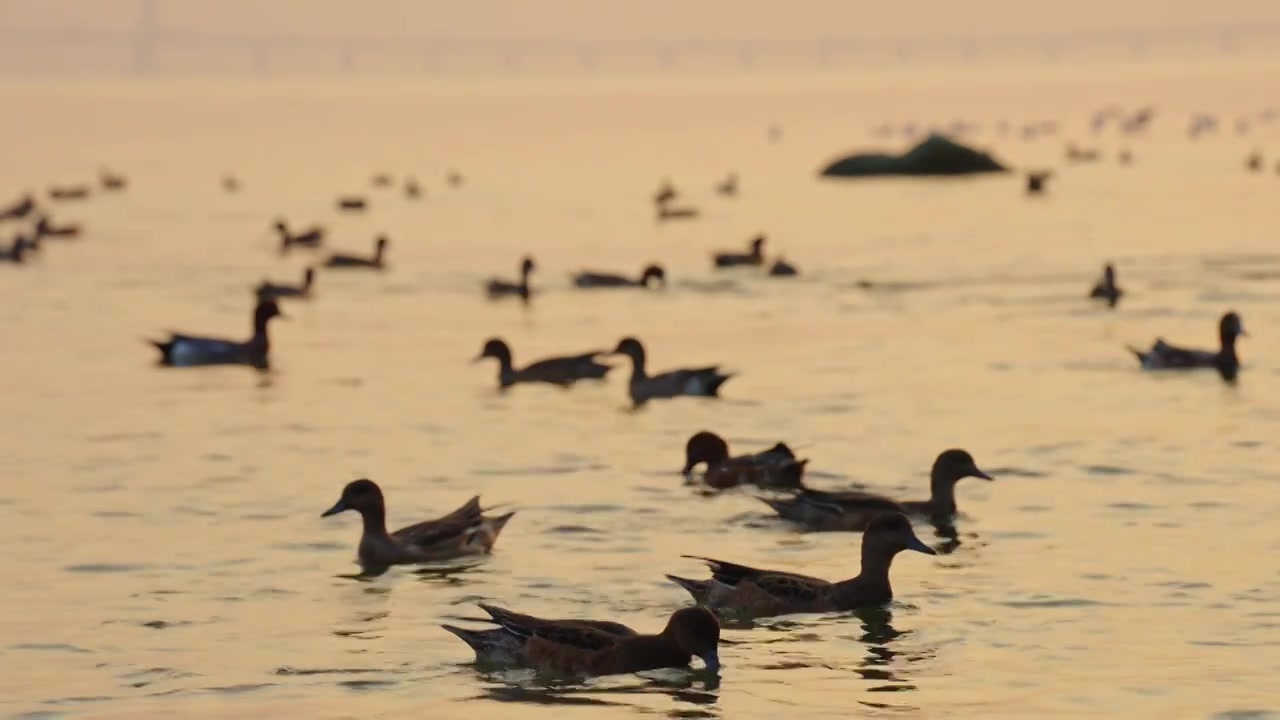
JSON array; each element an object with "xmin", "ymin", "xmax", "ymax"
[
  {"xmin": 682, "ymin": 555, "xmax": 828, "ymax": 590},
  {"xmin": 153, "ymin": 333, "xmax": 249, "ymax": 366},
  {"xmin": 1130, "ymin": 338, "xmax": 1217, "ymax": 369},
  {"xmin": 479, "ymin": 604, "xmax": 636, "ymax": 638},
  {"xmin": 519, "ymin": 352, "xmax": 611, "ymax": 384},
  {"xmin": 391, "ymin": 496, "xmax": 484, "ymax": 547},
  {"xmin": 572, "ymin": 271, "xmax": 631, "ymax": 288},
  {"xmin": 801, "ymin": 488, "xmax": 904, "ymax": 515},
  {"xmin": 645, "ymin": 367, "xmax": 733, "ymax": 397}
]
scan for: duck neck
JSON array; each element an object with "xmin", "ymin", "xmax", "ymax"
[
  {"xmin": 833, "ymin": 545, "xmax": 896, "ymax": 604},
  {"xmin": 928, "ymin": 474, "xmax": 957, "ymax": 515},
  {"xmin": 494, "ymin": 352, "xmax": 516, "ymax": 380},
  {"xmin": 619, "ymin": 633, "xmax": 690, "ymax": 672},
  {"xmin": 626, "ymin": 351, "xmax": 647, "ymax": 381},
  {"xmin": 373, "ymin": 243, "xmax": 385, "ymax": 264},
  {"xmin": 1219, "ymin": 331, "xmax": 1238, "ymax": 360},
  {"xmin": 359, "ymin": 505, "xmax": 390, "ymax": 538}
]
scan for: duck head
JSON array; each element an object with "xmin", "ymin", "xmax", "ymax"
[
  {"xmin": 683, "ymin": 431, "xmax": 730, "ymax": 477},
  {"xmin": 321, "ymin": 478, "xmax": 385, "ymax": 518},
  {"xmin": 1103, "ymin": 263, "xmax": 1116, "ymax": 285},
  {"xmin": 1220, "ymin": 311, "xmax": 1246, "ymax": 342},
  {"xmin": 302, "ymin": 267, "xmax": 316, "ymax": 287},
  {"xmin": 273, "ymin": 219, "xmax": 288, "ymax": 234},
  {"xmin": 474, "ymin": 337, "xmax": 513, "ymax": 365},
  {"xmin": 864, "ymin": 511, "xmax": 936, "ymax": 557},
  {"xmin": 610, "ymin": 337, "xmax": 646, "ymax": 364},
  {"xmin": 750, "ymin": 235, "xmax": 766, "ymax": 256},
  {"xmin": 931, "ymin": 448, "xmax": 992, "ymax": 487},
  {"xmin": 520, "ymin": 256, "xmax": 536, "ymax": 276},
  {"xmin": 254, "ymin": 298, "xmax": 285, "ymax": 326},
  {"xmin": 641, "ymin": 264, "xmax": 667, "ymax": 287},
  {"xmin": 662, "ymin": 606, "xmax": 721, "ymax": 674}
]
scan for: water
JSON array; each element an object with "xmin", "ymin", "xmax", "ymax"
[{"xmin": 3, "ymin": 59, "xmax": 1280, "ymax": 719}]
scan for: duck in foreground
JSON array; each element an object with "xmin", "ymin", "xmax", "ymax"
[
  {"xmin": 1128, "ymin": 311, "xmax": 1246, "ymax": 382},
  {"xmin": 667, "ymin": 512, "xmax": 935, "ymax": 618},
  {"xmin": 1089, "ymin": 262, "xmax": 1123, "ymax": 308},
  {"xmin": 761, "ymin": 449, "xmax": 991, "ymax": 531},
  {"xmin": 256, "ymin": 268, "xmax": 314, "ymax": 300},
  {"xmin": 148, "ymin": 298, "xmax": 283, "ymax": 370},
  {"xmin": 682, "ymin": 431, "xmax": 806, "ymax": 490},
  {"xmin": 474, "ymin": 337, "xmax": 611, "ymax": 388},
  {"xmin": 714, "ymin": 235, "xmax": 765, "ymax": 268},
  {"xmin": 610, "ymin": 337, "xmax": 733, "ymax": 406},
  {"xmin": 321, "ymin": 478, "xmax": 515, "ymax": 576},
  {"xmin": 443, "ymin": 604, "xmax": 720, "ymax": 676},
  {"xmin": 324, "ymin": 236, "xmax": 388, "ymax": 269},
  {"xmin": 486, "ymin": 256, "xmax": 536, "ymax": 300},
  {"xmin": 573, "ymin": 264, "xmax": 666, "ymax": 289}
]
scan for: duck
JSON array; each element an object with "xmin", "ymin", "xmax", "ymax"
[
  {"xmin": 336, "ymin": 196, "xmax": 367, "ymax": 211},
  {"xmin": 222, "ymin": 174, "xmax": 241, "ymax": 193},
  {"xmin": 682, "ymin": 431, "xmax": 806, "ymax": 490},
  {"xmin": 323, "ymin": 236, "xmax": 388, "ymax": 269},
  {"xmin": 474, "ymin": 338, "xmax": 611, "ymax": 388},
  {"xmin": 1065, "ymin": 142, "xmax": 1101, "ymax": 163},
  {"xmin": 274, "ymin": 220, "xmax": 324, "ymax": 252},
  {"xmin": 48, "ymin": 185, "xmax": 91, "ymax": 201},
  {"xmin": 768, "ymin": 258, "xmax": 799, "ymax": 277},
  {"xmin": 371, "ymin": 173, "xmax": 394, "ymax": 188},
  {"xmin": 447, "ymin": 169, "xmax": 465, "ymax": 188},
  {"xmin": 610, "ymin": 337, "xmax": 733, "ymax": 406},
  {"xmin": 256, "ymin": 268, "xmax": 314, "ymax": 300},
  {"xmin": 760, "ymin": 449, "xmax": 992, "ymax": 531},
  {"xmin": 404, "ymin": 177, "xmax": 422, "ymax": 199},
  {"xmin": 656, "ymin": 204, "xmax": 699, "ymax": 221},
  {"xmin": 0, "ymin": 193, "xmax": 36, "ymax": 221},
  {"xmin": 572, "ymin": 264, "xmax": 666, "ymax": 289},
  {"xmin": 1089, "ymin": 262, "xmax": 1123, "ymax": 308},
  {"xmin": 486, "ymin": 256, "xmax": 535, "ymax": 300},
  {"xmin": 443, "ymin": 603, "xmax": 637, "ymax": 665},
  {"xmin": 321, "ymin": 478, "xmax": 515, "ymax": 576},
  {"xmin": 714, "ymin": 235, "xmax": 765, "ymax": 268},
  {"xmin": 1127, "ymin": 311, "xmax": 1247, "ymax": 382},
  {"xmin": 34, "ymin": 216, "xmax": 82, "ymax": 239},
  {"xmin": 715, "ymin": 173, "xmax": 738, "ymax": 197},
  {"xmin": 1025, "ymin": 170, "xmax": 1052, "ymax": 194},
  {"xmin": 666, "ymin": 512, "xmax": 936, "ymax": 618},
  {"xmin": 1246, "ymin": 151, "xmax": 1263, "ymax": 172},
  {"xmin": 443, "ymin": 604, "xmax": 720, "ymax": 676},
  {"xmin": 148, "ymin": 297, "xmax": 284, "ymax": 370},
  {"xmin": 99, "ymin": 167, "xmax": 127, "ymax": 191},
  {"xmin": 653, "ymin": 179, "xmax": 678, "ymax": 206},
  {"xmin": 0, "ymin": 237, "xmax": 26, "ymax": 263}
]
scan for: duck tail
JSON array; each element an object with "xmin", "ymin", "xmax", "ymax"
[
  {"xmin": 758, "ymin": 495, "xmax": 800, "ymax": 520},
  {"xmin": 1125, "ymin": 345, "xmax": 1147, "ymax": 363},
  {"xmin": 469, "ymin": 511, "xmax": 516, "ymax": 553},
  {"xmin": 145, "ymin": 337, "xmax": 174, "ymax": 363},
  {"xmin": 665, "ymin": 574, "xmax": 711, "ymax": 603},
  {"xmin": 440, "ymin": 624, "xmax": 491, "ymax": 652},
  {"xmin": 707, "ymin": 372, "xmax": 734, "ymax": 396}
]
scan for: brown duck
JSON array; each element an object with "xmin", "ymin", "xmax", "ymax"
[
  {"xmin": 682, "ymin": 431, "xmax": 806, "ymax": 489},
  {"xmin": 666, "ymin": 512, "xmax": 935, "ymax": 618},
  {"xmin": 321, "ymin": 479, "xmax": 514, "ymax": 576},
  {"xmin": 474, "ymin": 338, "xmax": 611, "ymax": 388}
]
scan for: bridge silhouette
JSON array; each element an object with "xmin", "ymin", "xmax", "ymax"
[{"xmin": 1, "ymin": 0, "xmax": 1277, "ymax": 76}]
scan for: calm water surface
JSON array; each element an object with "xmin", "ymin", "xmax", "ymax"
[{"xmin": 2, "ymin": 60, "xmax": 1280, "ymax": 719}]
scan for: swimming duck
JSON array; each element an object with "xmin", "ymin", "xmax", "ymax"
[
  {"xmin": 653, "ymin": 179, "xmax": 678, "ymax": 206},
  {"xmin": 404, "ymin": 177, "xmax": 422, "ymax": 199},
  {"xmin": 48, "ymin": 185, "xmax": 91, "ymax": 201},
  {"xmin": 148, "ymin": 298, "xmax": 284, "ymax": 370},
  {"xmin": 715, "ymin": 173, "xmax": 738, "ymax": 197},
  {"xmin": 1246, "ymin": 151, "xmax": 1263, "ymax": 172},
  {"xmin": 1089, "ymin": 262, "xmax": 1123, "ymax": 308},
  {"xmin": 572, "ymin": 264, "xmax": 666, "ymax": 289},
  {"xmin": 682, "ymin": 431, "xmax": 806, "ymax": 490},
  {"xmin": 760, "ymin": 449, "xmax": 992, "ymax": 531},
  {"xmin": 443, "ymin": 602, "xmax": 637, "ymax": 665},
  {"xmin": 336, "ymin": 196, "xmax": 368, "ymax": 211},
  {"xmin": 656, "ymin": 204, "xmax": 699, "ymax": 221},
  {"xmin": 610, "ymin": 337, "xmax": 733, "ymax": 406},
  {"xmin": 99, "ymin": 168, "xmax": 127, "ymax": 191},
  {"xmin": 714, "ymin": 235, "xmax": 765, "ymax": 268},
  {"xmin": 768, "ymin": 258, "xmax": 799, "ymax": 277},
  {"xmin": 0, "ymin": 193, "xmax": 36, "ymax": 221},
  {"xmin": 1025, "ymin": 170, "xmax": 1052, "ymax": 194},
  {"xmin": 1127, "ymin": 311, "xmax": 1247, "ymax": 382},
  {"xmin": 274, "ymin": 220, "xmax": 324, "ymax": 252},
  {"xmin": 0, "ymin": 237, "xmax": 26, "ymax": 263},
  {"xmin": 256, "ymin": 268, "xmax": 314, "ymax": 300},
  {"xmin": 474, "ymin": 338, "xmax": 611, "ymax": 388},
  {"xmin": 371, "ymin": 173, "xmax": 394, "ymax": 188},
  {"xmin": 666, "ymin": 512, "xmax": 935, "ymax": 617},
  {"xmin": 324, "ymin": 236, "xmax": 388, "ymax": 269},
  {"xmin": 34, "ymin": 216, "xmax": 82, "ymax": 239},
  {"xmin": 1065, "ymin": 143, "xmax": 1101, "ymax": 163},
  {"xmin": 321, "ymin": 478, "xmax": 514, "ymax": 576},
  {"xmin": 444, "ymin": 604, "xmax": 720, "ymax": 676},
  {"xmin": 486, "ymin": 256, "xmax": 535, "ymax": 300}
]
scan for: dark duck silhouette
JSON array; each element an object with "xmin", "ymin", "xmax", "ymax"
[
  {"xmin": 572, "ymin": 264, "xmax": 666, "ymax": 289},
  {"xmin": 1025, "ymin": 170, "xmax": 1052, "ymax": 194},
  {"xmin": 666, "ymin": 512, "xmax": 935, "ymax": 618},
  {"xmin": 682, "ymin": 431, "xmax": 807, "ymax": 490},
  {"xmin": 0, "ymin": 237, "xmax": 28, "ymax": 263},
  {"xmin": 1127, "ymin": 311, "xmax": 1247, "ymax": 382},
  {"xmin": 610, "ymin": 337, "xmax": 733, "ymax": 406},
  {"xmin": 761, "ymin": 449, "xmax": 992, "ymax": 532},
  {"xmin": 1089, "ymin": 263, "xmax": 1123, "ymax": 308},
  {"xmin": 34, "ymin": 216, "xmax": 81, "ymax": 240},
  {"xmin": 336, "ymin": 196, "xmax": 368, "ymax": 211},
  {"xmin": 486, "ymin": 256, "xmax": 535, "ymax": 300},
  {"xmin": 321, "ymin": 478, "xmax": 514, "ymax": 576},
  {"xmin": 768, "ymin": 257, "xmax": 799, "ymax": 277},
  {"xmin": 48, "ymin": 185, "xmax": 91, "ymax": 201},
  {"xmin": 0, "ymin": 193, "xmax": 37, "ymax": 220},
  {"xmin": 474, "ymin": 338, "xmax": 611, "ymax": 388},
  {"xmin": 256, "ymin": 267, "xmax": 315, "ymax": 300},
  {"xmin": 714, "ymin": 235, "xmax": 765, "ymax": 268},
  {"xmin": 404, "ymin": 177, "xmax": 422, "ymax": 199},
  {"xmin": 148, "ymin": 298, "xmax": 284, "ymax": 370},
  {"xmin": 1246, "ymin": 150, "xmax": 1263, "ymax": 172},
  {"xmin": 653, "ymin": 178, "xmax": 678, "ymax": 206},
  {"xmin": 324, "ymin": 236, "xmax": 388, "ymax": 269},
  {"xmin": 274, "ymin": 220, "xmax": 324, "ymax": 252},
  {"xmin": 715, "ymin": 173, "xmax": 738, "ymax": 196},
  {"xmin": 442, "ymin": 604, "xmax": 720, "ymax": 676},
  {"xmin": 99, "ymin": 167, "xmax": 127, "ymax": 191}
]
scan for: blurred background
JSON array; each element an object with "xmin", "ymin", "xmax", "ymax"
[{"xmin": 2, "ymin": 2, "xmax": 1280, "ymax": 719}]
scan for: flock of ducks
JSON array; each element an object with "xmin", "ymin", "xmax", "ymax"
[{"xmin": 2, "ymin": 114, "xmax": 1263, "ymax": 678}]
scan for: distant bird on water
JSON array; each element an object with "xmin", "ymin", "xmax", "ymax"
[
  {"xmin": 1025, "ymin": 171, "xmax": 1052, "ymax": 195},
  {"xmin": 34, "ymin": 216, "xmax": 82, "ymax": 239},
  {"xmin": 336, "ymin": 196, "xmax": 368, "ymax": 212},
  {"xmin": 0, "ymin": 237, "xmax": 27, "ymax": 263},
  {"xmin": 1246, "ymin": 151, "xmax": 1263, "ymax": 172},
  {"xmin": 714, "ymin": 235, "xmax": 766, "ymax": 268},
  {"xmin": 486, "ymin": 256, "xmax": 536, "ymax": 301},
  {"xmin": 1089, "ymin": 263, "xmax": 1123, "ymax": 308},
  {"xmin": 715, "ymin": 173, "xmax": 738, "ymax": 197},
  {"xmin": 768, "ymin": 257, "xmax": 799, "ymax": 277},
  {"xmin": 324, "ymin": 236, "xmax": 388, "ymax": 269},
  {"xmin": 274, "ymin": 220, "xmax": 324, "ymax": 252},
  {"xmin": 0, "ymin": 193, "xmax": 36, "ymax": 221},
  {"xmin": 572, "ymin": 264, "xmax": 666, "ymax": 289},
  {"xmin": 1127, "ymin": 311, "xmax": 1247, "ymax": 382},
  {"xmin": 148, "ymin": 298, "xmax": 284, "ymax": 370},
  {"xmin": 256, "ymin": 267, "xmax": 315, "ymax": 300},
  {"xmin": 99, "ymin": 167, "xmax": 127, "ymax": 191},
  {"xmin": 48, "ymin": 185, "xmax": 91, "ymax": 202}
]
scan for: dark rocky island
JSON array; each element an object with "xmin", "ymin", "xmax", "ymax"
[{"xmin": 820, "ymin": 134, "xmax": 1008, "ymax": 178}]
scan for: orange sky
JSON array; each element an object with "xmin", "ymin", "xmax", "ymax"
[{"xmin": 4, "ymin": 0, "xmax": 1280, "ymax": 42}]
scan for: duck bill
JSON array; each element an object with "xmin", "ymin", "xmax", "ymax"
[
  {"xmin": 321, "ymin": 499, "xmax": 348, "ymax": 517},
  {"xmin": 971, "ymin": 466, "xmax": 993, "ymax": 481},
  {"xmin": 906, "ymin": 535, "xmax": 938, "ymax": 556},
  {"xmin": 699, "ymin": 650, "xmax": 721, "ymax": 674}
]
